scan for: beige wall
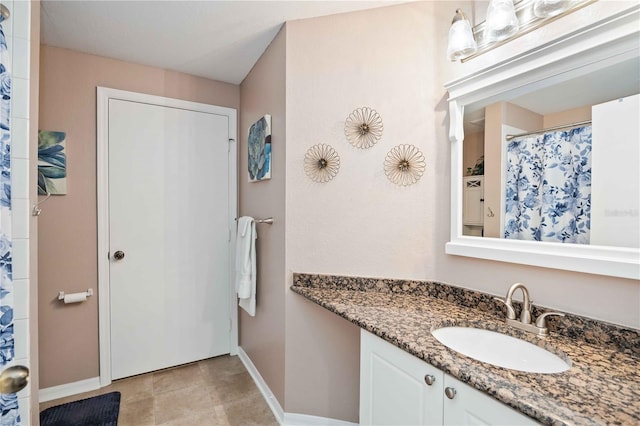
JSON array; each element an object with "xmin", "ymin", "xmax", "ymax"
[
  {"xmin": 463, "ymin": 131, "xmax": 484, "ymax": 176},
  {"xmin": 544, "ymin": 105, "xmax": 592, "ymax": 128},
  {"xmin": 483, "ymin": 102, "xmax": 503, "ymax": 238},
  {"xmin": 38, "ymin": 45, "xmax": 239, "ymax": 388},
  {"xmin": 284, "ymin": 3, "xmax": 451, "ymax": 421},
  {"xmin": 238, "ymin": 27, "xmax": 287, "ymax": 407},
  {"xmin": 504, "ymin": 102, "xmax": 544, "ymax": 131}
]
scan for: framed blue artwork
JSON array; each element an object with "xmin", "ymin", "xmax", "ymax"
[
  {"xmin": 38, "ymin": 130, "xmax": 67, "ymax": 195},
  {"xmin": 248, "ymin": 115, "xmax": 271, "ymax": 182}
]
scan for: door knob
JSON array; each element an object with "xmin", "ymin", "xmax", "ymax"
[
  {"xmin": 0, "ymin": 365, "xmax": 29, "ymax": 394},
  {"xmin": 113, "ymin": 250, "xmax": 125, "ymax": 260}
]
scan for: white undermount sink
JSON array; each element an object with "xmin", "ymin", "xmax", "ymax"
[{"xmin": 431, "ymin": 326, "xmax": 571, "ymax": 374}]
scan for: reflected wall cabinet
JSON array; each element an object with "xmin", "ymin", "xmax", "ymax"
[
  {"xmin": 359, "ymin": 330, "xmax": 538, "ymax": 425},
  {"xmin": 463, "ymin": 176, "xmax": 484, "ymax": 237}
]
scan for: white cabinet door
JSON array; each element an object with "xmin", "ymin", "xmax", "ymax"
[
  {"xmin": 360, "ymin": 330, "xmax": 444, "ymax": 426},
  {"xmin": 443, "ymin": 375, "xmax": 538, "ymax": 426},
  {"xmin": 463, "ymin": 176, "xmax": 484, "ymax": 226},
  {"xmin": 361, "ymin": 330, "xmax": 540, "ymax": 426}
]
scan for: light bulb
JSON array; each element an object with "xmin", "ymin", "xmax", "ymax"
[
  {"xmin": 533, "ymin": 0, "xmax": 571, "ymax": 18},
  {"xmin": 447, "ymin": 9, "xmax": 477, "ymax": 61},
  {"xmin": 485, "ymin": 0, "xmax": 520, "ymax": 43}
]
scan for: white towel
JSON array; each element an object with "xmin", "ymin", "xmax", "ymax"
[{"xmin": 235, "ymin": 216, "xmax": 257, "ymax": 316}]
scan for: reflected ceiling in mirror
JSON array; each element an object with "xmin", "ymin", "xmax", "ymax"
[{"xmin": 464, "ymin": 56, "xmax": 640, "ymax": 124}]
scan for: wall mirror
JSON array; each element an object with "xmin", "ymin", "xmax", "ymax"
[{"xmin": 445, "ymin": 5, "xmax": 639, "ymax": 279}]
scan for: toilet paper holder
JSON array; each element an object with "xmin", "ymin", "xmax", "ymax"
[{"xmin": 58, "ymin": 288, "xmax": 93, "ymax": 302}]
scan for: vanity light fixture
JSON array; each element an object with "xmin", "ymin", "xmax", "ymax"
[
  {"xmin": 447, "ymin": 9, "xmax": 477, "ymax": 61},
  {"xmin": 485, "ymin": 0, "xmax": 520, "ymax": 42},
  {"xmin": 447, "ymin": 0, "xmax": 595, "ymax": 62}
]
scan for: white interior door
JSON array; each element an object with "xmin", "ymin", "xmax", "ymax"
[{"xmin": 108, "ymin": 98, "xmax": 231, "ymax": 380}]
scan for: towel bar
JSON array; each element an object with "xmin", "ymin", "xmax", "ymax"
[{"xmin": 235, "ymin": 217, "xmax": 274, "ymax": 224}]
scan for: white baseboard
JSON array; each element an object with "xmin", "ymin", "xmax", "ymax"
[
  {"xmin": 237, "ymin": 347, "xmax": 358, "ymax": 426},
  {"xmin": 237, "ymin": 347, "xmax": 285, "ymax": 423},
  {"xmin": 284, "ymin": 413, "xmax": 359, "ymax": 426},
  {"xmin": 39, "ymin": 377, "xmax": 101, "ymax": 403}
]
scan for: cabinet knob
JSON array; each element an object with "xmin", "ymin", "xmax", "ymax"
[
  {"xmin": 445, "ymin": 387, "xmax": 457, "ymax": 399},
  {"xmin": 113, "ymin": 250, "xmax": 125, "ymax": 260},
  {"xmin": 424, "ymin": 374, "xmax": 436, "ymax": 386}
]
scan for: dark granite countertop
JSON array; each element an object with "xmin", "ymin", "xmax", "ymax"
[{"xmin": 291, "ymin": 273, "xmax": 640, "ymax": 426}]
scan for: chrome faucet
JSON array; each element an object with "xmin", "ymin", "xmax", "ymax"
[{"xmin": 495, "ymin": 283, "xmax": 565, "ymax": 336}]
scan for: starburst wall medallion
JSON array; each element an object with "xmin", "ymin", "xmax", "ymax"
[
  {"xmin": 344, "ymin": 107, "xmax": 383, "ymax": 149},
  {"xmin": 304, "ymin": 144, "xmax": 341, "ymax": 183},
  {"xmin": 384, "ymin": 144, "xmax": 426, "ymax": 186}
]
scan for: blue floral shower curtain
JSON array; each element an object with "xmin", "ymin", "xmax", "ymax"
[
  {"xmin": 0, "ymin": 19, "xmax": 20, "ymax": 425},
  {"xmin": 504, "ymin": 126, "xmax": 592, "ymax": 244}
]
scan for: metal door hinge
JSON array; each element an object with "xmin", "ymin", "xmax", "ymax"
[
  {"xmin": 228, "ymin": 318, "xmax": 233, "ymax": 332},
  {"xmin": 228, "ymin": 138, "xmax": 235, "ymax": 153}
]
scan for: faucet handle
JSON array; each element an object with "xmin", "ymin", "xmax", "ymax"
[
  {"xmin": 494, "ymin": 297, "xmax": 516, "ymax": 320},
  {"xmin": 534, "ymin": 312, "xmax": 565, "ymax": 328}
]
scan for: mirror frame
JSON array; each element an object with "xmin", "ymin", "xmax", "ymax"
[{"xmin": 445, "ymin": 5, "xmax": 640, "ymax": 280}]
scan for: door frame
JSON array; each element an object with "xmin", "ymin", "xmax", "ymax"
[{"xmin": 96, "ymin": 87, "xmax": 238, "ymax": 387}]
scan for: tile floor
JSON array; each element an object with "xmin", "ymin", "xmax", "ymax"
[{"xmin": 39, "ymin": 355, "xmax": 279, "ymax": 425}]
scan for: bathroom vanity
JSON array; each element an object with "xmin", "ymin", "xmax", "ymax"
[
  {"xmin": 291, "ymin": 273, "xmax": 640, "ymax": 426},
  {"xmin": 361, "ymin": 330, "xmax": 537, "ymax": 425}
]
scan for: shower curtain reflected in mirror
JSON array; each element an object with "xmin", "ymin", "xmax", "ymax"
[
  {"xmin": 0, "ymin": 16, "xmax": 20, "ymax": 425},
  {"xmin": 504, "ymin": 126, "xmax": 592, "ymax": 244}
]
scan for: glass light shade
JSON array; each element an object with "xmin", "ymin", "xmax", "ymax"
[
  {"xmin": 533, "ymin": 0, "xmax": 571, "ymax": 18},
  {"xmin": 485, "ymin": 0, "xmax": 520, "ymax": 42},
  {"xmin": 447, "ymin": 10, "xmax": 477, "ymax": 61}
]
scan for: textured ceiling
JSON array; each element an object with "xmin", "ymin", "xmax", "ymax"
[{"xmin": 40, "ymin": 0, "xmax": 403, "ymax": 85}]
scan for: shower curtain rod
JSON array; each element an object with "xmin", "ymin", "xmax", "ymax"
[{"xmin": 505, "ymin": 120, "xmax": 592, "ymax": 141}]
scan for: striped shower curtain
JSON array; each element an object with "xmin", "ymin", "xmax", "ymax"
[{"xmin": 0, "ymin": 16, "xmax": 20, "ymax": 425}]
